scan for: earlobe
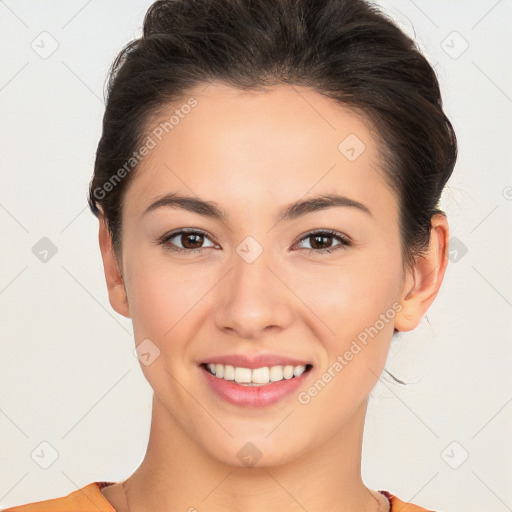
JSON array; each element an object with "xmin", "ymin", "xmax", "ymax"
[
  {"xmin": 394, "ymin": 214, "xmax": 449, "ymax": 332},
  {"xmin": 98, "ymin": 217, "xmax": 131, "ymax": 319}
]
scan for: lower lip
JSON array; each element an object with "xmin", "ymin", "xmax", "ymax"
[{"xmin": 200, "ymin": 365, "xmax": 312, "ymax": 408}]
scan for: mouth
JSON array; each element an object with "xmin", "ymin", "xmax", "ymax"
[
  {"xmin": 197, "ymin": 353, "xmax": 315, "ymax": 407},
  {"xmin": 200, "ymin": 362, "xmax": 313, "ymax": 386}
]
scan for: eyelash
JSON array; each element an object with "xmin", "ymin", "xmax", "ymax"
[{"xmin": 157, "ymin": 228, "xmax": 352, "ymax": 256}]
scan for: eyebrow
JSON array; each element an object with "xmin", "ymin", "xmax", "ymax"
[{"xmin": 142, "ymin": 192, "xmax": 372, "ymax": 222}]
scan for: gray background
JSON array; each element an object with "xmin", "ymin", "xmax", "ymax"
[{"xmin": 1, "ymin": 0, "xmax": 511, "ymax": 510}]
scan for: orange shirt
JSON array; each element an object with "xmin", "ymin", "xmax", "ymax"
[{"xmin": 1, "ymin": 482, "xmax": 434, "ymax": 511}]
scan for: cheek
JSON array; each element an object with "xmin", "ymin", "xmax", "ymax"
[
  {"xmin": 296, "ymin": 268, "xmax": 399, "ymax": 424},
  {"xmin": 125, "ymin": 231, "xmax": 403, "ymax": 345},
  {"xmin": 291, "ymin": 253, "xmax": 402, "ymax": 334},
  {"xmin": 125, "ymin": 253, "xmax": 221, "ymax": 361},
  {"xmin": 125, "ymin": 253, "xmax": 195, "ymax": 340},
  {"xmin": 126, "ymin": 261, "xmax": 203, "ymax": 391},
  {"xmin": 288, "ymin": 246, "xmax": 402, "ymax": 397}
]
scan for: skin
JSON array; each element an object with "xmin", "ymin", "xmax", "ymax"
[{"xmin": 98, "ymin": 82, "xmax": 449, "ymax": 512}]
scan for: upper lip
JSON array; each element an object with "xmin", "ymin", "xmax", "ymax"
[{"xmin": 201, "ymin": 354, "xmax": 312, "ymax": 369}]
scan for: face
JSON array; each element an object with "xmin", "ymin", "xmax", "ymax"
[{"xmin": 106, "ymin": 82, "xmax": 414, "ymax": 467}]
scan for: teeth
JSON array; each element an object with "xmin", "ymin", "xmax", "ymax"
[
  {"xmin": 223, "ymin": 364, "xmax": 235, "ymax": 380},
  {"xmin": 205, "ymin": 363, "xmax": 308, "ymax": 385},
  {"xmin": 234, "ymin": 367, "xmax": 252, "ymax": 383},
  {"xmin": 293, "ymin": 365, "xmax": 306, "ymax": 377},
  {"xmin": 283, "ymin": 365, "xmax": 294, "ymax": 379},
  {"xmin": 252, "ymin": 366, "xmax": 269, "ymax": 384}
]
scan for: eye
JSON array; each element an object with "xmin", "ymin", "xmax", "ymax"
[
  {"xmin": 158, "ymin": 228, "xmax": 352, "ymax": 256},
  {"xmin": 293, "ymin": 229, "xmax": 352, "ymax": 255},
  {"xmin": 158, "ymin": 229, "xmax": 217, "ymax": 254}
]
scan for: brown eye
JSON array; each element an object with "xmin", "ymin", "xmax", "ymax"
[
  {"xmin": 309, "ymin": 234, "xmax": 334, "ymax": 250},
  {"xmin": 295, "ymin": 230, "xmax": 351, "ymax": 255},
  {"xmin": 179, "ymin": 232, "xmax": 204, "ymax": 249},
  {"xmin": 160, "ymin": 229, "xmax": 216, "ymax": 254}
]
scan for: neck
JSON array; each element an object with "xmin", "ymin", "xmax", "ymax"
[{"xmin": 112, "ymin": 394, "xmax": 387, "ymax": 512}]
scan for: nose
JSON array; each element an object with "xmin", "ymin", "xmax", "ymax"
[{"xmin": 212, "ymin": 245, "xmax": 294, "ymax": 340}]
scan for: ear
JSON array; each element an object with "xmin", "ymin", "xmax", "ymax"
[
  {"xmin": 394, "ymin": 213, "xmax": 449, "ymax": 332},
  {"xmin": 98, "ymin": 216, "xmax": 131, "ymax": 318}
]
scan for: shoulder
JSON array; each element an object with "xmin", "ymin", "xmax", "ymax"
[
  {"xmin": 380, "ymin": 490, "xmax": 437, "ymax": 511},
  {"xmin": 2, "ymin": 484, "xmax": 437, "ymax": 512},
  {"xmin": 1, "ymin": 482, "xmax": 116, "ymax": 512}
]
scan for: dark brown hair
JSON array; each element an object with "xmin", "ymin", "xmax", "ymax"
[{"xmin": 88, "ymin": 0, "xmax": 457, "ymax": 270}]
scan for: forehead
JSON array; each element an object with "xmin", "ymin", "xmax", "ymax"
[{"xmin": 123, "ymin": 82, "xmax": 397, "ymax": 224}]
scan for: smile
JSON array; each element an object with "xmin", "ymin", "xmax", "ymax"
[
  {"xmin": 199, "ymin": 362, "xmax": 314, "ymax": 407},
  {"xmin": 203, "ymin": 363, "xmax": 312, "ymax": 386}
]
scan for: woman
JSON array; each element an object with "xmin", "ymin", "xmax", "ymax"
[{"xmin": 3, "ymin": 0, "xmax": 456, "ymax": 510}]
